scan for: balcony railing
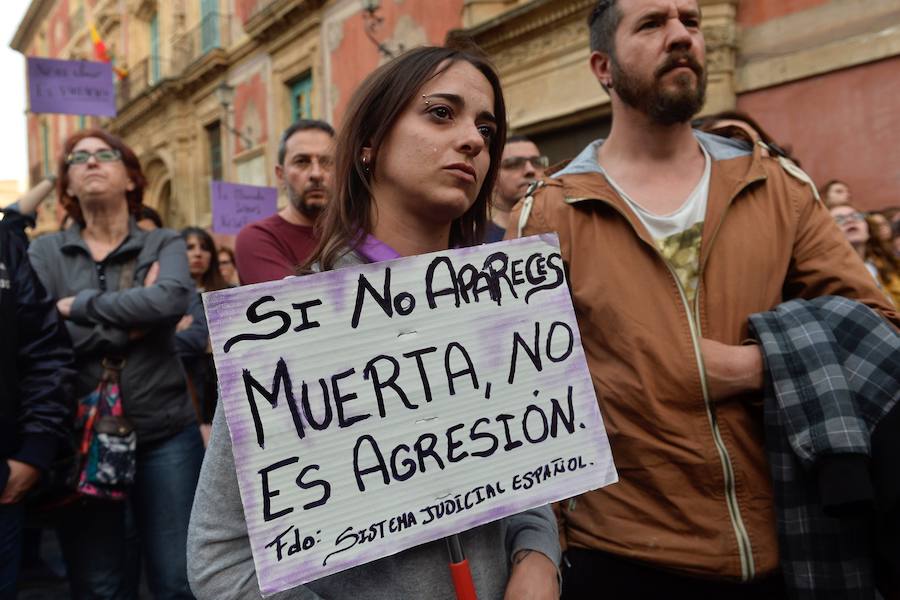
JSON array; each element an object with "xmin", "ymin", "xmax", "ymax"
[
  {"xmin": 247, "ymin": 0, "xmax": 278, "ymax": 21},
  {"xmin": 115, "ymin": 57, "xmax": 153, "ymax": 110},
  {"xmin": 172, "ymin": 12, "xmax": 231, "ymax": 74}
]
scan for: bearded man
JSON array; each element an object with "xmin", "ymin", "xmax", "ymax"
[
  {"xmin": 509, "ymin": 0, "xmax": 898, "ymax": 597},
  {"xmin": 235, "ymin": 120, "xmax": 335, "ymax": 284}
]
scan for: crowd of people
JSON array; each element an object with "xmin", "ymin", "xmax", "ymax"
[{"xmin": 1, "ymin": 0, "xmax": 898, "ymax": 599}]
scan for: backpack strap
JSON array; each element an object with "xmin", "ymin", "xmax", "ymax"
[{"xmin": 758, "ymin": 141, "xmax": 821, "ymax": 202}]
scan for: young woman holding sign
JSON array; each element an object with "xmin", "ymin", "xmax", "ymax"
[{"xmin": 187, "ymin": 46, "xmax": 561, "ymax": 599}]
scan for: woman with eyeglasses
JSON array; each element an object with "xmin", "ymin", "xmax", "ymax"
[
  {"xmin": 28, "ymin": 129, "xmax": 204, "ymax": 599},
  {"xmin": 830, "ymin": 204, "xmax": 900, "ymax": 306},
  {"xmin": 187, "ymin": 46, "xmax": 561, "ymax": 600}
]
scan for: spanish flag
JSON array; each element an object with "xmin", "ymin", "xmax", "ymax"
[{"xmin": 89, "ymin": 23, "xmax": 127, "ymax": 79}]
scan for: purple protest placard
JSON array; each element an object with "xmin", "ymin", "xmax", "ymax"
[
  {"xmin": 27, "ymin": 57, "xmax": 115, "ymax": 117},
  {"xmin": 202, "ymin": 234, "xmax": 618, "ymax": 596},
  {"xmin": 211, "ymin": 181, "xmax": 278, "ymax": 235}
]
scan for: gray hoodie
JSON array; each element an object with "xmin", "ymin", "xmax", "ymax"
[{"xmin": 28, "ymin": 220, "xmax": 196, "ymax": 443}]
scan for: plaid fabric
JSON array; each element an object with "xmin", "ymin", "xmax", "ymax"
[{"xmin": 748, "ymin": 296, "xmax": 900, "ymax": 599}]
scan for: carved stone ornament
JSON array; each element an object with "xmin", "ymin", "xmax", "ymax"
[
  {"xmin": 702, "ymin": 23, "xmax": 737, "ymax": 74},
  {"xmin": 130, "ymin": 0, "xmax": 158, "ymax": 22},
  {"xmin": 472, "ymin": 0, "xmax": 594, "ymax": 53},
  {"xmin": 490, "ymin": 18, "xmax": 586, "ymax": 73}
]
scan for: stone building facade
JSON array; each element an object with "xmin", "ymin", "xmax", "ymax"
[
  {"xmin": 464, "ymin": 0, "xmax": 900, "ymax": 211},
  {"xmin": 12, "ymin": 0, "xmax": 465, "ymax": 232},
  {"xmin": 12, "ymin": 0, "xmax": 900, "ymax": 233}
]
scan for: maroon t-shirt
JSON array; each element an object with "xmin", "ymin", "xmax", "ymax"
[{"xmin": 234, "ymin": 213, "xmax": 317, "ymax": 285}]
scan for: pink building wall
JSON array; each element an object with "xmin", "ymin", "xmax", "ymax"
[
  {"xmin": 737, "ymin": 56, "xmax": 900, "ymax": 211},
  {"xmin": 736, "ymin": 0, "xmax": 829, "ymax": 27},
  {"xmin": 328, "ymin": 0, "xmax": 465, "ymax": 126}
]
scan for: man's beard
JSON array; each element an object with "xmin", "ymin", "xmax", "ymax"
[
  {"xmin": 288, "ymin": 185, "xmax": 327, "ymax": 220},
  {"xmin": 611, "ymin": 51, "xmax": 707, "ymax": 125}
]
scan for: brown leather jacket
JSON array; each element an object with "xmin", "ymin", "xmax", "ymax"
[{"xmin": 509, "ymin": 132, "xmax": 899, "ymax": 581}]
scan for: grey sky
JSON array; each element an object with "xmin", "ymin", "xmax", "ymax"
[{"xmin": 1, "ymin": 0, "xmax": 34, "ymax": 188}]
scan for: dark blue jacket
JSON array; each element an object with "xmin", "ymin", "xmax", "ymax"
[{"xmin": 0, "ymin": 220, "xmax": 75, "ymax": 492}]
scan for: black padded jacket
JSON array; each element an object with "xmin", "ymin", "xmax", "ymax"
[{"xmin": 0, "ymin": 220, "xmax": 75, "ymax": 492}]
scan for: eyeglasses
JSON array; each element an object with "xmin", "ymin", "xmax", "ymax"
[
  {"xmin": 501, "ymin": 155, "xmax": 549, "ymax": 170},
  {"xmin": 66, "ymin": 148, "xmax": 122, "ymax": 165},
  {"xmin": 832, "ymin": 212, "xmax": 866, "ymax": 226}
]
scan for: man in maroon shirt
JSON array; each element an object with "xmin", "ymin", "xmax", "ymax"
[{"xmin": 235, "ymin": 120, "xmax": 335, "ymax": 284}]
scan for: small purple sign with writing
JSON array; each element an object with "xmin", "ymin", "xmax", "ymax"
[
  {"xmin": 211, "ymin": 181, "xmax": 278, "ymax": 235},
  {"xmin": 27, "ymin": 57, "xmax": 116, "ymax": 117}
]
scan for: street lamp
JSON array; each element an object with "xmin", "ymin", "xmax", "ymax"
[
  {"xmin": 360, "ymin": 0, "xmax": 403, "ymax": 59},
  {"xmin": 216, "ymin": 81, "xmax": 254, "ymax": 149},
  {"xmin": 216, "ymin": 81, "xmax": 235, "ymax": 109}
]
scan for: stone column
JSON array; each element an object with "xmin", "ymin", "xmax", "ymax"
[
  {"xmin": 699, "ymin": 0, "xmax": 740, "ymax": 115},
  {"xmin": 169, "ymin": 111, "xmax": 199, "ymax": 229}
]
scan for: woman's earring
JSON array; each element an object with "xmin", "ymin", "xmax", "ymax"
[{"xmin": 362, "ymin": 156, "xmax": 370, "ymax": 174}]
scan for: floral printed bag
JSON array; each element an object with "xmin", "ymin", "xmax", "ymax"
[{"xmin": 76, "ymin": 357, "xmax": 136, "ymax": 500}]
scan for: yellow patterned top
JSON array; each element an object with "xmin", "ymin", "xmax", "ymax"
[{"xmin": 656, "ymin": 221, "xmax": 704, "ymax": 303}]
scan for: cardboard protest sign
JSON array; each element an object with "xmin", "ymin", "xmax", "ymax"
[
  {"xmin": 27, "ymin": 57, "xmax": 115, "ymax": 117},
  {"xmin": 204, "ymin": 234, "xmax": 617, "ymax": 596},
  {"xmin": 210, "ymin": 181, "xmax": 278, "ymax": 234}
]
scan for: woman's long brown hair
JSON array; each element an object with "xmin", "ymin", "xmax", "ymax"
[
  {"xmin": 864, "ymin": 214, "xmax": 900, "ymax": 282},
  {"xmin": 304, "ymin": 45, "xmax": 507, "ymax": 271},
  {"xmin": 181, "ymin": 227, "xmax": 229, "ymax": 292}
]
